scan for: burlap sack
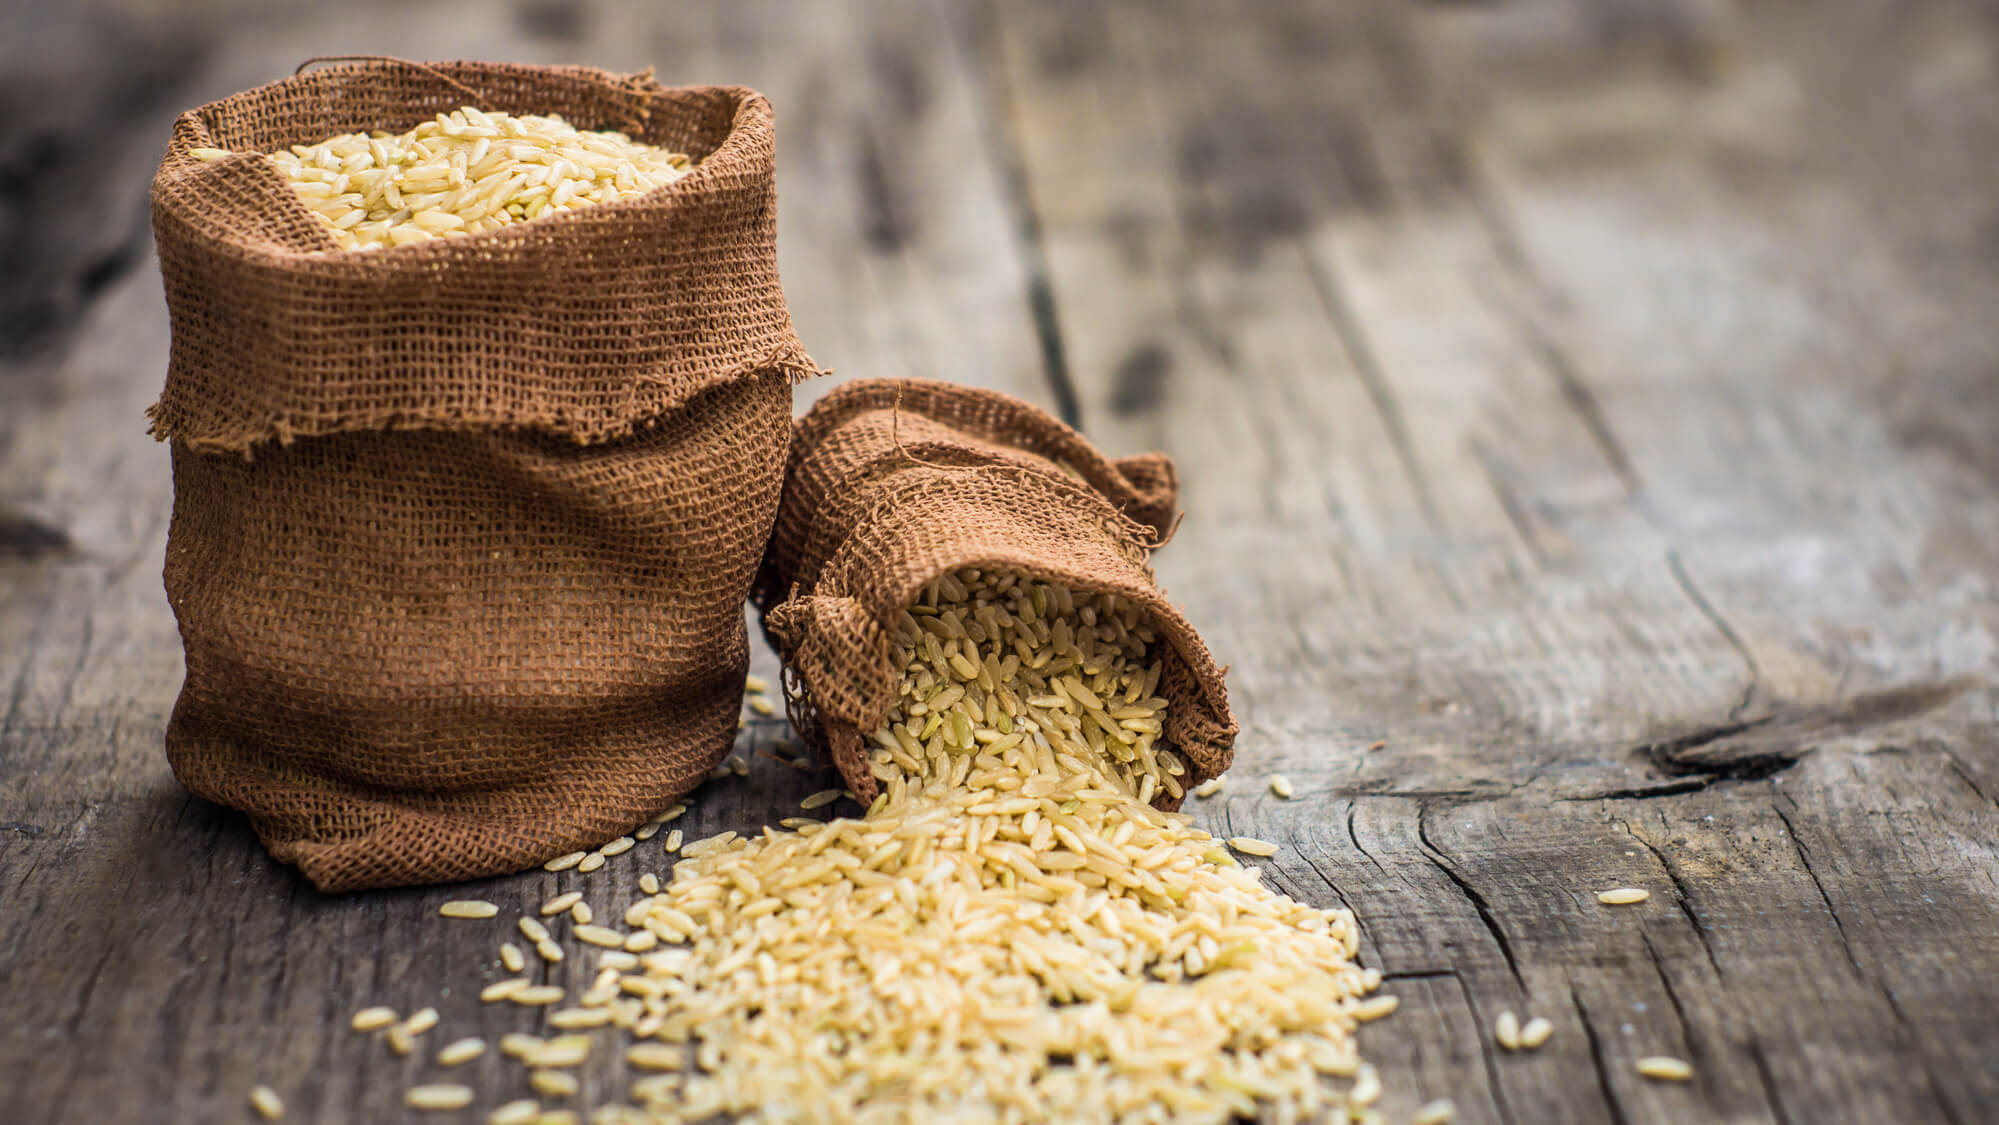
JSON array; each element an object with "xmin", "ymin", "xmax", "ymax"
[
  {"xmin": 755, "ymin": 379, "xmax": 1235, "ymax": 808},
  {"xmin": 149, "ymin": 61, "xmax": 816, "ymax": 892}
]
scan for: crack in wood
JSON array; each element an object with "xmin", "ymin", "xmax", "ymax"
[
  {"xmin": 1301, "ymin": 250, "xmax": 1449, "ymax": 536},
  {"xmin": 1666, "ymin": 550, "xmax": 1762, "ymax": 721},
  {"xmin": 1637, "ymin": 679, "xmax": 1978, "ymax": 783},
  {"xmin": 1771, "ymin": 793, "xmax": 1967, "ymax": 1125},
  {"xmin": 1451, "ymin": 965, "xmax": 1519, "ymax": 1125},
  {"xmin": 1615, "ymin": 813, "xmax": 1726, "ymax": 978},
  {"xmin": 978, "ymin": 11, "xmax": 1083, "ymax": 429},
  {"xmin": 0, "ymin": 510, "xmax": 73, "ymax": 559},
  {"xmin": 1749, "ymin": 1039, "xmax": 1796, "ymax": 1125},
  {"xmin": 1416, "ymin": 801, "xmax": 1526, "ymax": 988},
  {"xmin": 1570, "ymin": 986, "xmax": 1634, "ymax": 1125}
]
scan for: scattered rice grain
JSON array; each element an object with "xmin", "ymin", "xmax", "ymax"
[
  {"xmin": 437, "ymin": 1038, "xmax": 486, "ymax": 1066},
  {"xmin": 1636, "ymin": 1056, "xmax": 1693, "ymax": 1081},
  {"xmin": 1520, "ymin": 1017, "xmax": 1554, "ymax": 1050},
  {"xmin": 1495, "ymin": 1010, "xmax": 1521, "ymax": 1050},
  {"xmin": 248, "ymin": 1085, "xmax": 284, "ymax": 1120},
  {"xmin": 405, "ymin": 1084, "xmax": 475, "ymax": 1111}
]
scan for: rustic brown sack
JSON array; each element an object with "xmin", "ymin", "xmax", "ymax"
[
  {"xmin": 756, "ymin": 378, "xmax": 1235, "ymax": 807},
  {"xmin": 150, "ymin": 60, "xmax": 816, "ymax": 893}
]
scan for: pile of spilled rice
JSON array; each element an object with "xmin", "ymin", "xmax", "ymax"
[{"xmin": 246, "ymin": 572, "xmax": 1402, "ymax": 1125}]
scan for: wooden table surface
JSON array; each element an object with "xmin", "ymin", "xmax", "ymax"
[{"xmin": 5, "ymin": 0, "xmax": 1997, "ymax": 1122}]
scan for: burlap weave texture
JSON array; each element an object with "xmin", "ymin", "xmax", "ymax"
[
  {"xmin": 756, "ymin": 379, "xmax": 1235, "ymax": 808},
  {"xmin": 150, "ymin": 61, "xmax": 813, "ymax": 892}
]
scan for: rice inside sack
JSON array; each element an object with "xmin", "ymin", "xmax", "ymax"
[
  {"xmin": 756, "ymin": 377, "xmax": 1236, "ymax": 811},
  {"xmin": 150, "ymin": 61, "xmax": 817, "ymax": 891},
  {"xmin": 193, "ymin": 106, "xmax": 698, "ymax": 252},
  {"xmin": 602, "ymin": 568, "xmax": 1385, "ymax": 1124}
]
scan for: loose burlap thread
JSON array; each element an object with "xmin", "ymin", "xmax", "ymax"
[
  {"xmin": 151, "ymin": 61, "xmax": 815, "ymax": 892},
  {"xmin": 757, "ymin": 379, "xmax": 1236, "ymax": 808}
]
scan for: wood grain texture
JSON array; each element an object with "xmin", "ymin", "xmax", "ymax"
[{"xmin": 3, "ymin": 0, "xmax": 1996, "ymax": 1122}]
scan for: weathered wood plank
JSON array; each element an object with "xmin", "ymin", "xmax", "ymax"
[
  {"xmin": 0, "ymin": 1, "xmax": 1041, "ymax": 1122},
  {"xmin": 4, "ymin": 0, "xmax": 1998, "ymax": 1122},
  {"xmin": 992, "ymin": 2, "xmax": 1999, "ymax": 1124}
]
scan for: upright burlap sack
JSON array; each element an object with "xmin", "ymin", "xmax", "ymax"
[
  {"xmin": 755, "ymin": 379, "xmax": 1235, "ymax": 807},
  {"xmin": 150, "ymin": 61, "xmax": 817, "ymax": 892}
]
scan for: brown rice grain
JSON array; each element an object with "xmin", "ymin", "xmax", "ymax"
[
  {"xmin": 1352, "ymin": 994, "xmax": 1399, "ymax": 1022},
  {"xmin": 481, "ymin": 978, "xmax": 529, "ymax": 1003},
  {"xmin": 1520, "ymin": 1017, "xmax": 1554, "ymax": 1049},
  {"xmin": 531, "ymin": 1070, "xmax": 580, "ymax": 1098},
  {"xmin": 350, "ymin": 1006, "xmax": 397, "ymax": 1032},
  {"xmin": 540, "ymin": 892, "xmax": 582, "ymax": 916},
  {"xmin": 405, "ymin": 1084, "xmax": 475, "ymax": 1111},
  {"xmin": 1636, "ymin": 1056, "xmax": 1693, "ymax": 1081},
  {"xmin": 573, "ymin": 924, "xmax": 625, "ymax": 948},
  {"xmin": 437, "ymin": 1038, "xmax": 487, "ymax": 1066},
  {"xmin": 1598, "ymin": 887, "xmax": 1650, "ymax": 905},
  {"xmin": 1495, "ymin": 1010, "xmax": 1521, "ymax": 1050},
  {"xmin": 248, "ymin": 1085, "xmax": 284, "ymax": 1120},
  {"xmin": 439, "ymin": 900, "xmax": 499, "ymax": 919}
]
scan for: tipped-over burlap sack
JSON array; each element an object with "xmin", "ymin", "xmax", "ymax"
[
  {"xmin": 150, "ymin": 60, "xmax": 817, "ymax": 892},
  {"xmin": 755, "ymin": 379, "xmax": 1235, "ymax": 807}
]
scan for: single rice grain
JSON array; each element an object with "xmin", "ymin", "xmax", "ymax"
[
  {"xmin": 1598, "ymin": 888, "xmax": 1650, "ymax": 905},
  {"xmin": 1228, "ymin": 836, "xmax": 1280, "ymax": 857},
  {"xmin": 439, "ymin": 900, "xmax": 499, "ymax": 919},
  {"xmin": 1636, "ymin": 1056, "xmax": 1693, "ymax": 1081},
  {"xmin": 480, "ymin": 978, "xmax": 528, "ymax": 1003},
  {"xmin": 1352, "ymin": 995, "xmax": 1399, "ymax": 1022},
  {"xmin": 405, "ymin": 1084, "xmax": 476, "ymax": 1111},
  {"xmin": 1519, "ymin": 1017, "xmax": 1554, "ymax": 1049},
  {"xmin": 248, "ymin": 1085, "xmax": 284, "ymax": 1120},
  {"xmin": 437, "ymin": 1038, "xmax": 486, "ymax": 1066},
  {"xmin": 350, "ymin": 1006, "xmax": 397, "ymax": 1032},
  {"xmin": 1495, "ymin": 1010, "xmax": 1521, "ymax": 1050},
  {"xmin": 530, "ymin": 1070, "xmax": 580, "ymax": 1098}
]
